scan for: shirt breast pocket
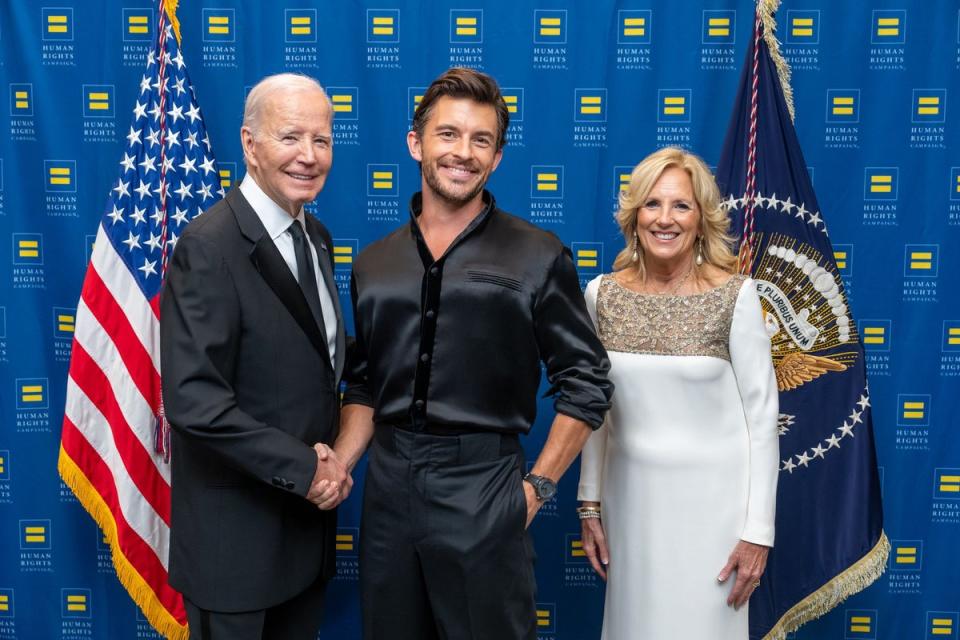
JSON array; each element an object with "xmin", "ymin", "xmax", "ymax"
[{"xmin": 464, "ymin": 268, "xmax": 524, "ymax": 292}]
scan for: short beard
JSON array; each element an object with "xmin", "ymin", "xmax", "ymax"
[{"xmin": 421, "ymin": 161, "xmax": 485, "ymax": 207}]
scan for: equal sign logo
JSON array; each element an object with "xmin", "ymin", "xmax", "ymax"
[
  {"xmin": 845, "ymin": 610, "xmax": 877, "ymax": 639},
  {"xmin": 950, "ymin": 167, "xmax": 960, "ymax": 201},
  {"xmin": 16, "ymin": 378, "xmax": 49, "ymax": 410},
  {"xmin": 565, "ymin": 533, "xmax": 588, "ymax": 563},
  {"xmin": 501, "ymin": 88, "xmax": 523, "ymax": 120},
  {"xmin": 328, "ymin": 88, "xmax": 358, "ymax": 121},
  {"xmin": 890, "ymin": 540, "xmax": 921, "ymax": 570},
  {"xmin": 42, "ymin": 7, "xmax": 73, "ymax": 40},
  {"xmin": 833, "ymin": 244, "xmax": 853, "ymax": 276},
  {"xmin": 574, "ymin": 89, "xmax": 606, "ymax": 122},
  {"xmin": 11, "ymin": 83, "xmax": 34, "ymax": 116},
  {"xmin": 943, "ymin": 321, "xmax": 960, "ymax": 352},
  {"xmin": 367, "ymin": 10, "xmax": 399, "ymax": 43},
  {"xmin": 864, "ymin": 168, "xmax": 898, "ymax": 200},
  {"xmin": 20, "ymin": 519, "xmax": 51, "ymax": 549},
  {"xmin": 335, "ymin": 527, "xmax": 358, "ymax": 557},
  {"xmin": 123, "ymin": 9, "xmax": 152, "ymax": 41},
  {"xmin": 618, "ymin": 10, "xmax": 651, "ymax": 44},
  {"xmin": 531, "ymin": 166, "xmax": 563, "ymax": 199},
  {"xmin": 904, "ymin": 244, "xmax": 939, "ymax": 277},
  {"xmin": 0, "ymin": 450, "xmax": 8, "ymax": 480},
  {"xmin": 14, "ymin": 234, "xmax": 44, "ymax": 265},
  {"xmin": 535, "ymin": 603, "xmax": 556, "ymax": 633},
  {"xmin": 826, "ymin": 90, "xmax": 860, "ymax": 123},
  {"xmin": 534, "ymin": 10, "xmax": 566, "ymax": 43},
  {"xmin": 53, "ymin": 307, "xmax": 75, "ymax": 339},
  {"xmin": 203, "ymin": 9, "xmax": 234, "ymax": 42},
  {"xmin": 218, "ymin": 162, "xmax": 236, "ymax": 191},
  {"xmin": 926, "ymin": 611, "xmax": 958, "ymax": 639},
  {"xmin": 450, "ymin": 10, "xmax": 482, "ymax": 43},
  {"xmin": 702, "ymin": 10, "xmax": 735, "ymax": 44},
  {"xmin": 897, "ymin": 394, "xmax": 930, "ymax": 427},
  {"xmin": 858, "ymin": 320, "xmax": 890, "ymax": 351},
  {"xmin": 614, "ymin": 166, "xmax": 633, "ymax": 198},
  {"xmin": 45, "ymin": 160, "xmax": 76, "ymax": 193},
  {"xmin": 285, "ymin": 9, "xmax": 316, "ymax": 43},
  {"xmin": 61, "ymin": 590, "xmax": 91, "ymax": 618},
  {"xmin": 913, "ymin": 89, "xmax": 947, "ymax": 124},
  {"xmin": 83, "ymin": 85, "xmax": 114, "ymax": 118},
  {"xmin": 786, "ymin": 10, "xmax": 819, "ymax": 44},
  {"xmin": 407, "ymin": 87, "xmax": 427, "ymax": 120},
  {"xmin": 872, "ymin": 10, "xmax": 906, "ymax": 44},
  {"xmin": 367, "ymin": 164, "xmax": 398, "ymax": 198},
  {"xmin": 935, "ymin": 468, "xmax": 960, "ymax": 499},
  {"xmin": 332, "ymin": 239, "xmax": 359, "ymax": 272},
  {"xmin": 0, "ymin": 590, "xmax": 11, "ymax": 617},
  {"xmin": 571, "ymin": 242, "xmax": 603, "ymax": 275},
  {"xmin": 658, "ymin": 90, "xmax": 691, "ymax": 123}
]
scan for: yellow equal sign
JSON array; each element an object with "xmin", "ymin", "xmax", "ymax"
[
  {"xmin": 21, "ymin": 384, "xmax": 44, "ymax": 403},
  {"xmin": 58, "ymin": 313, "xmax": 75, "ymax": 333},
  {"xmin": 862, "ymin": 326, "xmax": 885, "ymax": 345},
  {"xmin": 834, "ymin": 250, "xmax": 847, "ymax": 269},
  {"xmin": 332, "ymin": 93, "xmax": 353, "ymax": 114},
  {"xmin": 619, "ymin": 172, "xmax": 631, "ymax": 193},
  {"xmin": 47, "ymin": 14, "xmax": 68, "ymax": 34},
  {"xmin": 15, "ymin": 90, "xmax": 29, "ymax": 110},
  {"xmin": 579, "ymin": 95, "xmax": 602, "ymax": 115},
  {"xmin": 955, "ymin": 173, "xmax": 960, "ymax": 194},
  {"xmin": 536, "ymin": 609, "xmax": 551, "ymax": 627},
  {"xmin": 455, "ymin": 16, "xmax": 477, "ymax": 36},
  {"xmin": 849, "ymin": 615, "xmax": 872, "ymax": 633},
  {"xmin": 413, "ymin": 94, "xmax": 423, "ymax": 111},
  {"xmin": 623, "ymin": 16, "xmax": 645, "ymax": 37},
  {"xmin": 0, "ymin": 593, "xmax": 8, "ymax": 612},
  {"xmin": 910, "ymin": 250, "xmax": 933, "ymax": 270},
  {"xmin": 88, "ymin": 91, "xmax": 110, "ymax": 111},
  {"xmin": 333, "ymin": 245, "xmax": 354, "ymax": 265},
  {"xmin": 576, "ymin": 249, "xmax": 598, "ymax": 268},
  {"xmin": 24, "ymin": 525, "xmax": 46, "ymax": 543},
  {"xmin": 832, "ymin": 96, "xmax": 855, "ymax": 116},
  {"xmin": 128, "ymin": 15, "xmax": 148, "ymax": 35},
  {"xmin": 372, "ymin": 170, "xmax": 393, "ymax": 190},
  {"xmin": 536, "ymin": 172, "xmax": 558, "ymax": 192},
  {"xmin": 917, "ymin": 95, "xmax": 940, "ymax": 116},
  {"xmin": 372, "ymin": 15, "xmax": 394, "ymax": 36},
  {"xmin": 570, "ymin": 539, "xmax": 585, "ymax": 557},
  {"xmin": 290, "ymin": 16, "xmax": 311, "ymax": 36},
  {"xmin": 663, "ymin": 95, "xmax": 686, "ymax": 116},
  {"xmin": 948, "ymin": 327, "xmax": 960, "ymax": 346},
  {"xmin": 335, "ymin": 532, "xmax": 354, "ymax": 551},
  {"xmin": 894, "ymin": 545, "xmax": 917, "ymax": 565},
  {"xmin": 869, "ymin": 174, "xmax": 892, "ymax": 193},
  {"xmin": 208, "ymin": 15, "xmax": 230, "ymax": 35},
  {"xmin": 49, "ymin": 166, "xmax": 72, "ymax": 186},
  {"xmin": 18, "ymin": 239, "xmax": 40, "ymax": 258},
  {"xmin": 708, "ymin": 17, "xmax": 730, "ymax": 37},
  {"xmin": 792, "ymin": 17, "xmax": 813, "ymax": 37},
  {"xmin": 902, "ymin": 400, "xmax": 925, "ymax": 420},
  {"xmin": 504, "ymin": 94, "xmax": 518, "ymax": 114},
  {"xmin": 876, "ymin": 16, "xmax": 900, "ymax": 37},
  {"xmin": 940, "ymin": 473, "xmax": 960, "ymax": 493},
  {"xmin": 0, "ymin": 453, "xmax": 5, "ymax": 475},
  {"xmin": 539, "ymin": 16, "xmax": 561, "ymax": 37},
  {"xmin": 931, "ymin": 617, "xmax": 954, "ymax": 636},
  {"xmin": 219, "ymin": 168, "xmax": 232, "ymax": 189},
  {"xmin": 66, "ymin": 594, "xmax": 87, "ymax": 612}
]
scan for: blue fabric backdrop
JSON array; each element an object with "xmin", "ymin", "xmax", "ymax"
[{"xmin": 0, "ymin": 1, "xmax": 957, "ymax": 638}]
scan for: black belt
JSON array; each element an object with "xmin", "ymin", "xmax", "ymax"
[{"xmin": 374, "ymin": 423, "xmax": 522, "ymax": 461}]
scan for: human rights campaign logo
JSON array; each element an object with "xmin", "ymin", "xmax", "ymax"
[
  {"xmin": 889, "ymin": 540, "xmax": 922, "ymax": 572},
  {"xmin": 834, "ymin": 245, "xmax": 853, "ymax": 277},
  {"xmin": 618, "ymin": 10, "xmax": 651, "ymax": 44},
  {"xmin": 0, "ymin": 589, "xmax": 12, "ymax": 618},
  {"xmin": 501, "ymin": 88, "xmax": 524, "ymax": 121},
  {"xmin": 944, "ymin": 322, "xmax": 960, "ymax": 352},
  {"xmin": 531, "ymin": 166, "xmax": 563, "ymax": 199},
  {"xmin": 572, "ymin": 242, "xmax": 603, "ymax": 276},
  {"xmin": 912, "ymin": 89, "xmax": 947, "ymax": 124},
  {"xmin": 897, "ymin": 394, "xmax": 930, "ymax": 427},
  {"xmin": 332, "ymin": 239, "xmax": 359, "ymax": 273},
  {"xmin": 534, "ymin": 10, "xmax": 566, "ymax": 44},
  {"xmin": 785, "ymin": 10, "xmax": 819, "ymax": 45},
  {"xmin": 218, "ymin": 162, "xmax": 237, "ymax": 192},
  {"xmin": 702, "ymin": 10, "xmax": 735, "ymax": 44},
  {"xmin": 613, "ymin": 166, "xmax": 633, "ymax": 199},
  {"xmin": 904, "ymin": 245, "xmax": 939, "ymax": 277},
  {"xmin": 564, "ymin": 533, "xmax": 588, "ymax": 564},
  {"xmin": 845, "ymin": 609, "xmax": 877, "ymax": 639},
  {"xmin": 658, "ymin": 90, "xmax": 691, "ymax": 123},
  {"xmin": 858, "ymin": 320, "xmax": 891, "ymax": 352},
  {"xmin": 934, "ymin": 468, "xmax": 960, "ymax": 500},
  {"xmin": 328, "ymin": 87, "xmax": 358, "ymax": 121},
  {"xmin": 13, "ymin": 234, "xmax": 43, "ymax": 266},
  {"xmin": 407, "ymin": 87, "xmax": 426, "ymax": 120},
  {"xmin": 335, "ymin": 527, "xmax": 359, "ymax": 557},
  {"xmin": 864, "ymin": 168, "xmax": 898, "ymax": 200},
  {"xmin": 61, "ymin": 589, "xmax": 91, "ymax": 619},
  {"xmin": 203, "ymin": 8, "xmax": 235, "ymax": 43},
  {"xmin": 122, "ymin": 8, "xmax": 153, "ymax": 42},
  {"xmin": 450, "ymin": 10, "xmax": 482, "ymax": 44},
  {"xmin": 20, "ymin": 519, "xmax": 51, "ymax": 549},
  {"xmin": 926, "ymin": 612, "xmax": 958, "ymax": 640},
  {"xmin": 367, "ymin": 164, "xmax": 398, "ymax": 198},
  {"xmin": 872, "ymin": 10, "xmax": 906, "ymax": 44},
  {"xmin": 0, "ymin": 449, "xmax": 9, "ymax": 481},
  {"xmin": 10, "ymin": 83, "xmax": 34, "ymax": 116},
  {"xmin": 53, "ymin": 307, "xmax": 75, "ymax": 340},
  {"xmin": 367, "ymin": 9, "xmax": 399, "ymax": 43},
  {"xmin": 535, "ymin": 603, "xmax": 557, "ymax": 633},
  {"xmin": 574, "ymin": 89, "xmax": 606, "ymax": 123},
  {"xmin": 826, "ymin": 90, "xmax": 860, "ymax": 124},
  {"xmin": 16, "ymin": 378, "xmax": 49, "ymax": 410},
  {"xmin": 951, "ymin": 167, "xmax": 960, "ymax": 201},
  {"xmin": 42, "ymin": 7, "xmax": 73, "ymax": 41},
  {"xmin": 44, "ymin": 160, "xmax": 76, "ymax": 193},
  {"xmin": 82, "ymin": 85, "xmax": 114, "ymax": 118},
  {"xmin": 285, "ymin": 9, "xmax": 316, "ymax": 44}
]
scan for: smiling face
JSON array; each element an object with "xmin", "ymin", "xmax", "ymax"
[
  {"xmin": 241, "ymin": 87, "xmax": 332, "ymax": 217},
  {"xmin": 407, "ymin": 96, "xmax": 503, "ymax": 208},
  {"xmin": 635, "ymin": 166, "xmax": 701, "ymax": 271}
]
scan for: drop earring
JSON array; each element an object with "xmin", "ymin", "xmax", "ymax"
[
  {"xmin": 631, "ymin": 234, "xmax": 639, "ymax": 262},
  {"xmin": 695, "ymin": 237, "xmax": 704, "ymax": 266}
]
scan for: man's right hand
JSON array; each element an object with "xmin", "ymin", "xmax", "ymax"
[{"xmin": 306, "ymin": 444, "xmax": 352, "ymax": 510}]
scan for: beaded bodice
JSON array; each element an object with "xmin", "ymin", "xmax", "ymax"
[{"xmin": 595, "ymin": 273, "xmax": 746, "ymax": 361}]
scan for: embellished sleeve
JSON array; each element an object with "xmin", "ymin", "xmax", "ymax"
[
  {"xmin": 729, "ymin": 278, "xmax": 780, "ymax": 546},
  {"xmin": 577, "ymin": 275, "xmax": 609, "ymax": 502}
]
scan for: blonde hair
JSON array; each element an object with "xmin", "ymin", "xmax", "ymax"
[{"xmin": 613, "ymin": 147, "xmax": 736, "ymax": 278}]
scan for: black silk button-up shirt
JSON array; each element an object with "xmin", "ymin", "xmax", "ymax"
[{"xmin": 342, "ymin": 191, "xmax": 613, "ymax": 434}]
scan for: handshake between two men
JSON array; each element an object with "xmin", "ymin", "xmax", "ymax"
[{"xmin": 306, "ymin": 443, "xmax": 352, "ymax": 510}]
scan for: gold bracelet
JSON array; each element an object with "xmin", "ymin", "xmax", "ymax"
[{"xmin": 576, "ymin": 505, "xmax": 601, "ymax": 514}]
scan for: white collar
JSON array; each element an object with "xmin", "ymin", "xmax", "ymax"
[{"xmin": 239, "ymin": 173, "xmax": 305, "ymax": 241}]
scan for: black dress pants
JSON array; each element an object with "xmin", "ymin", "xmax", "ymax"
[{"xmin": 361, "ymin": 426, "xmax": 537, "ymax": 640}]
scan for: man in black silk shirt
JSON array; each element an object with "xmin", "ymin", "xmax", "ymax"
[{"xmin": 331, "ymin": 68, "xmax": 613, "ymax": 640}]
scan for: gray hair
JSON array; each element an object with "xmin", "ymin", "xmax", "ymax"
[{"xmin": 242, "ymin": 73, "xmax": 332, "ymax": 137}]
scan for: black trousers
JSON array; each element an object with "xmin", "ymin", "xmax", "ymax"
[
  {"xmin": 361, "ymin": 426, "xmax": 537, "ymax": 640},
  {"xmin": 184, "ymin": 576, "xmax": 326, "ymax": 640}
]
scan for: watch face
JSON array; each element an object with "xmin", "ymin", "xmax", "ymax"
[{"xmin": 539, "ymin": 479, "xmax": 557, "ymax": 500}]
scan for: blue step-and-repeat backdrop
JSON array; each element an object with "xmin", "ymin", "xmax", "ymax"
[{"xmin": 0, "ymin": 1, "xmax": 958, "ymax": 638}]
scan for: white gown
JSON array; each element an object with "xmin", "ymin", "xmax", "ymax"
[{"xmin": 578, "ymin": 274, "xmax": 779, "ymax": 640}]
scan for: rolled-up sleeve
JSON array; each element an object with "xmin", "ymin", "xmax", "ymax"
[{"xmin": 533, "ymin": 248, "xmax": 614, "ymax": 429}]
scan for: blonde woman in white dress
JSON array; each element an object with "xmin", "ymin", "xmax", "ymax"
[{"xmin": 577, "ymin": 147, "xmax": 779, "ymax": 639}]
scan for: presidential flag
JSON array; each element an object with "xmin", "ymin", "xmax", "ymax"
[
  {"xmin": 715, "ymin": 2, "xmax": 888, "ymax": 639},
  {"xmin": 58, "ymin": 1, "xmax": 222, "ymax": 638}
]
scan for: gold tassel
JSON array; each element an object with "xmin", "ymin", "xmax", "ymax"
[
  {"xmin": 58, "ymin": 446, "xmax": 189, "ymax": 640},
  {"xmin": 163, "ymin": 0, "xmax": 182, "ymax": 45},
  {"xmin": 756, "ymin": 0, "xmax": 796, "ymax": 123}
]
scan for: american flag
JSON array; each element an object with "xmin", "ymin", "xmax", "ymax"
[{"xmin": 58, "ymin": 3, "xmax": 220, "ymax": 638}]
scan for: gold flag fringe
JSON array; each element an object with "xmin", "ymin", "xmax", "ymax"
[
  {"xmin": 756, "ymin": 0, "xmax": 795, "ymax": 122},
  {"xmin": 762, "ymin": 533, "xmax": 891, "ymax": 640},
  {"xmin": 58, "ymin": 446, "xmax": 189, "ymax": 640},
  {"xmin": 163, "ymin": 0, "xmax": 181, "ymax": 45}
]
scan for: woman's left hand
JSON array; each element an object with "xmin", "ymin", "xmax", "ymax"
[{"xmin": 717, "ymin": 540, "xmax": 770, "ymax": 610}]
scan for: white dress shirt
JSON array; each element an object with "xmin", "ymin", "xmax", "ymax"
[{"xmin": 239, "ymin": 174, "xmax": 337, "ymax": 367}]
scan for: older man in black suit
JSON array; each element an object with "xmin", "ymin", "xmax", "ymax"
[{"xmin": 160, "ymin": 73, "xmax": 348, "ymax": 640}]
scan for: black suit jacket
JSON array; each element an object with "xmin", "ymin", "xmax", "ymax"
[{"xmin": 160, "ymin": 187, "xmax": 345, "ymax": 612}]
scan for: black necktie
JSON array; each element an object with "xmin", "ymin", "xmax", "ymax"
[{"xmin": 288, "ymin": 219, "xmax": 327, "ymax": 338}]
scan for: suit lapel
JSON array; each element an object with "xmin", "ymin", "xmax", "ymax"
[
  {"xmin": 228, "ymin": 189, "xmax": 330, "ymax": 363},
  {"xmin": 305, "ymin": 217, "xmax": 346, "ymax": 381}
]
